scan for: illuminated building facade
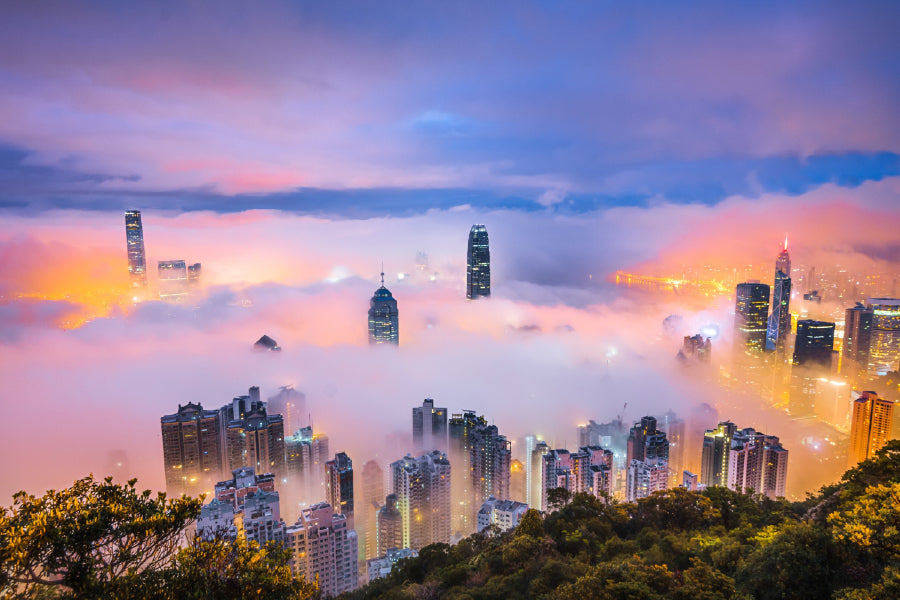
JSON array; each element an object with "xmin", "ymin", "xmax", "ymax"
[
  {"xmin": 469, "ymin": 423, "xmax": 512, "ymax": 521},
  {"xmin": 360, "ymin": 460, "xmax": 384, "ymax": 562},
  {"xmin": 842, "ymin": 304, "xmax": 874, "ymax": 379},
  {"xmin": 847, "ymin": 391, "xmax": 895, "ymax": 468},
  {"xmin": 226, "ymin": 405, "xmax": 286, "ymax": 478},
  {"xmin": 326, "ymin": 452, "xmax": 354, "ymax": 528},
  {"xmin": 267, "ymin": 385, "xmax": 306, "ymax": 438},
  {"xmin": 734, "ymin": 283, "xmax": 770, "ymax": 352},
  {"xmin": 625, "ymin": 417, "xmax": 669, "ymax": 502},
  {"xmin": 368, "ymin": 272, "xmax": 399, "ymax": 345},
  {"xmin": 466, "ymin": 224, "xmax": 491, "ymax": 299},
  {"xmin": 367, "ymin": 547, "xmax": 417, "ymax": 583},
  {"xmin": 766, "ymin": 249, "xmax": 792, "ymax": 352},
  {"xmin": 125, "ymin": 210, "xmax": 147, "ymax": 288},
  {"xmin": 160, "ymin": 402, "xmax": 223, "ymax": 497},
  {"xmin": 158, "ymin": 259, "xmax": 189, "ymax": 299},
  {"xmin": 867, "ymin": 298, "xmax": 900, "ymax": 377},
  {"xmin": 389, "ymin": 451, "xmax": 451, "ymax": 550},
  {"xmin": 375, "ymin": 494, "xmax": 403, "ymax": 557},
  {"xmin": 793, "ymin": 320, "xmax": 836, "ymax": 367},
  {"xmin": 510, "ymin": 459, "xmax": 527, "ymax": 504},
  {"xmin": 542, "ymin": 445, "xmax": 615, "ymax": 507},
  {"xmin": 413, "ymin": 398, "xmax": 448, "ymax": 453},
  {"xmin": 449, "ymin": 411, "xmax": 484, "ymax": 533},
  {"xmin": 284, "ymin": 425, "xmax": 330, "ymax": 504},
  {"xmin": 286, "ymin": 503, "xmax": 358, "ymax": 598},
  {"xmin": 529, "ymin": 441, "xmax": 549, "ymax": 510},
  {"xmin": 187, "ymin": 262, "xmax": 201, "ymax": 288},
  {"xmin": 700, "ymin": 421, "xmax": 737, "ymax": 488},
  {"xmin": 198, "ymin": 467, "xmax": 282, "ymax": 544},
  {"xmin": 727, "ymin": 428, "xmax": 788, "ymax": 499}
]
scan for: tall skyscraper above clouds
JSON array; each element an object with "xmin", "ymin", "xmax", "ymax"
[
  {"xmin": 466, "ymin": 224, "xmax": 491, "ymax": 299},
  {"xmin": 125, "ymin": 210, "xmax": 147, "ymax": 288},
  {"xmin": 368, "ymin": 271, "xmax": 399, "ymax": 345}
]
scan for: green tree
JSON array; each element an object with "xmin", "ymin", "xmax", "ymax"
[{"xmin": 0, "ymin": 475, "xmax": 201, "ymax": 598}]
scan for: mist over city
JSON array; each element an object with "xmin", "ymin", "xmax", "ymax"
[{"xmin": 2, "ymin": 2, "xmax": 900, "ymax": 599}]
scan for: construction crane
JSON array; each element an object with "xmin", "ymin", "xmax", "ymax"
[{"xmin": 616, "ymin": 402, "xmax": 628, "ymax": 428}]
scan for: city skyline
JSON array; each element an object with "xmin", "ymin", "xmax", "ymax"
[{"xmin": 1, "ymin": 2, "xmax": 900, "ymax": 518}]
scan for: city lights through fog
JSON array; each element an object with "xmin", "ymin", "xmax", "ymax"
[{"xmin": 1, "ymin": 1, "xmax": 900, "ymax": 595}]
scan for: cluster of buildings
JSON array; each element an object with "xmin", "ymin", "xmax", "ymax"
[{"xmin": 125, "ymin": 210, "xmax": 201, "ymax": 299}]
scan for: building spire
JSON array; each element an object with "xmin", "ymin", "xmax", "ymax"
[
  {"xmin": 784, "ymin": 235, "xmax": 788, "ymax": 252},
  {"xmin": 380, "ymin": 262, "xmax": 385, "ymax": 286}
]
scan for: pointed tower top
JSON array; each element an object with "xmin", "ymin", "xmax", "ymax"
[
  {"xmin": 380, "ymin": 262, "xmax": 385, "ymax": 286},
  {"xmin": 784, "ymin": 235, "xmax": 789, "ymax": 252}
]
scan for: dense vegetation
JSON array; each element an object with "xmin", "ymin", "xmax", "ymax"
[
  {"xmin": 0, "ymin": 476, "xmax": 316, "ymax": 600},
  {"xmin": 347, "ymin": 441, "xmax": 900, "ymax": 600},
  {"xmin": 3, "ymin": 442, "xmax": 900, "ymax": 599}
]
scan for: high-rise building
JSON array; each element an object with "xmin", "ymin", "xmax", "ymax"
[
  {"xmin": 267, "ymin": 385, "xmax": 306, "ymax": 437},
  {"xmin": 158, "ymin": 259, "xmax": 189, "ymax": 299},
  {"xmin": 448, "ymin": 410, "xmax": 483, "ymax": 533},
  {"xmin": 661, "ymin": 412, "xmax": 686, "ymax": 488},
  {"xmin": 734, "ymin": 283, "xmax": 770, "ymax": 352},
  {"xmin": 700, "ymin": 421, "xmax": 738, "ymax": 488},
  {"xmin": 124, "ymin": 210, "xmax": 147, "ymax": 288},
  {"xmin": 360, "ymin": 460, "xmax": 385, "ymax": 562},
  {"xmin": 793, "ymin": 320, "xmax": 835, "ymax": 367},
  {"xmin": 226, "ymin": 405, "xmax": 286, "ymax": 478},
  {"xmin": 187, "ymin": 262, "xmax": 202, "ymax": 288},
  {"xmin": 198, "ymin": 467, "xmax": 281, "ymax": 544},
  {"xmin": 326, "ymin": 452, "xmax": 354, "ymax": 528},
  {"xmin": 510, "ymin": 459, "xmax": 527, "ymax": 504},
  {"xmin": 789, "ymin": 320, "xmax": 836, "ymax": 416},
  {"xmin": 625, "ymin": 417, "xmax": 669, "ymax": 502},
  {"xmin": 766, "ymin": 241, "xmax": 792, "ymax": 352},
  {"xmin": 867, "ymin": 298, "xmax": 900, "ymax": 377},
  {"xmin": 470, "ymin": 424, "xmax": 511, "ymax": 511},
  {"xmin": 389, "ymin": 451, "xmax": 452, "ymax": 550},
  {"xmin": 160, "ymin": 402, "xmax": 223, "ymax": 497},
  {"xmin": 680, "ymin": 334, "xmax": 712, "ymax": 363},
  {"xmin": 286, "ymin": 503, "xmax": 358, "ymax": 598},
  {"xmin": 541, "ymin": 446, "xmax": 614, "ymax": 509},
  {"xmin": 284, "ymin": 425, "xmax": 330, "ymax": 505},
  {"xmin": 375, "ymin": 494, "xmax": 403, "ymax": 557},
  {"xmin": 368, "ymin": 272, "xmax": 399, "ymax": 345},
  {"xmin": 413, "ymin": 399, "xmax": 448, "ymax": 453},
  {"xmin": 843, "ymin": 304, "xmax": 874, "ymax": 378},
  {"xmin": 466, "ymin": 224, "xmax": 491, "ymax": 299},
  {"xmin": 529, "ymin": 441, "xmax": 550, "ymax": 509},
  {"xmin": 729, "ymin": 428, "xmax": 788, "ymax": 499},
  {"xmin": 847, "ymin": 391, "xmax": 895, "ymax": 468}
]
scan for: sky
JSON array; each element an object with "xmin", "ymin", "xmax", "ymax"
[{"xmin": 1, "ymin": 1, "xmax": 900, "ymax": 504}]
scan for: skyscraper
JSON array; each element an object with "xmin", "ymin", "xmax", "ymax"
[
  {"xmin": 286, "ymin": 503, "xmax": 359, "ymax": 598},
  {"xmin": 867, "ymin": 298, "xmax": 900, "ymax": 377},
  {"xmin": 267, "ymin": 385, "xmax": 306, "ymax": 437},
  {"xmin": 160, "ymin": 402, "xmax": 223, "ymax": 496},
  {"xmin": 469, "ymin": 423, "xmax": 512, "ymax": 517},
  {"xmin": 466, "ymin": 224, "xmax": 491, "ymax": 299},
  {"xmin": 766, "ymin": 241, "xmax": 792, "ymax": 352},
  {"xmin": 326, "ymin": 452, "xmax": 354, "ymax": 528},
  {"xmin": 843, "ymin": 303, "xmax": 874, "ymax": 379},
  {"xmin": 226, "ymin": 404, "xmax": 286, "ymax": 478},
  {"xmin": 847, "ymin": 391, "xmax": 895, "ymax": 468},
  {"xmin": 125, "ymin": 210, "xmax": 147, "ymax": 288},
  {"xmin": 412, "ymin": 399, "xmax": 448, "ymax": 453},
  {"xmin": 361, "ymin": 460, "xmax": 385, "ymax": 562},
  {"xmin": 375, "ymin": 494, "xmax": 403, "ymax": 557},
  {"xmin": 793, "ymin": 320, "xmax": 835, "ymax": 367},
  {"xmin": 700, "ymin": 421, "xmax": 737, "ymax": 488},
  {"xmin": 390, "ymin": 451, "xmax": 452, "ymax": 550},
  {"xmin": 734, "ymin": 283, "xmax": 770, "ymax": 352},
  {"xmin": 368, "ymin": 272, "xmax": 399, "ymax": 345},
  {"xmin": 158, "ymin": 260, "xmax": 189, "ymax": 299},
  {"xmin": 625, "ymin": 417, "xmax": 669, "ymax": 502}
]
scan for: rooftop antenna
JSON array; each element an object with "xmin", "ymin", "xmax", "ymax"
[
  {"xmin": 784, "ymin": 235, "xmax": 788, "ymax": 251},
  {"xmin": 381, "ymin": 261, "xmax": 385, "ymax": 286}
]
